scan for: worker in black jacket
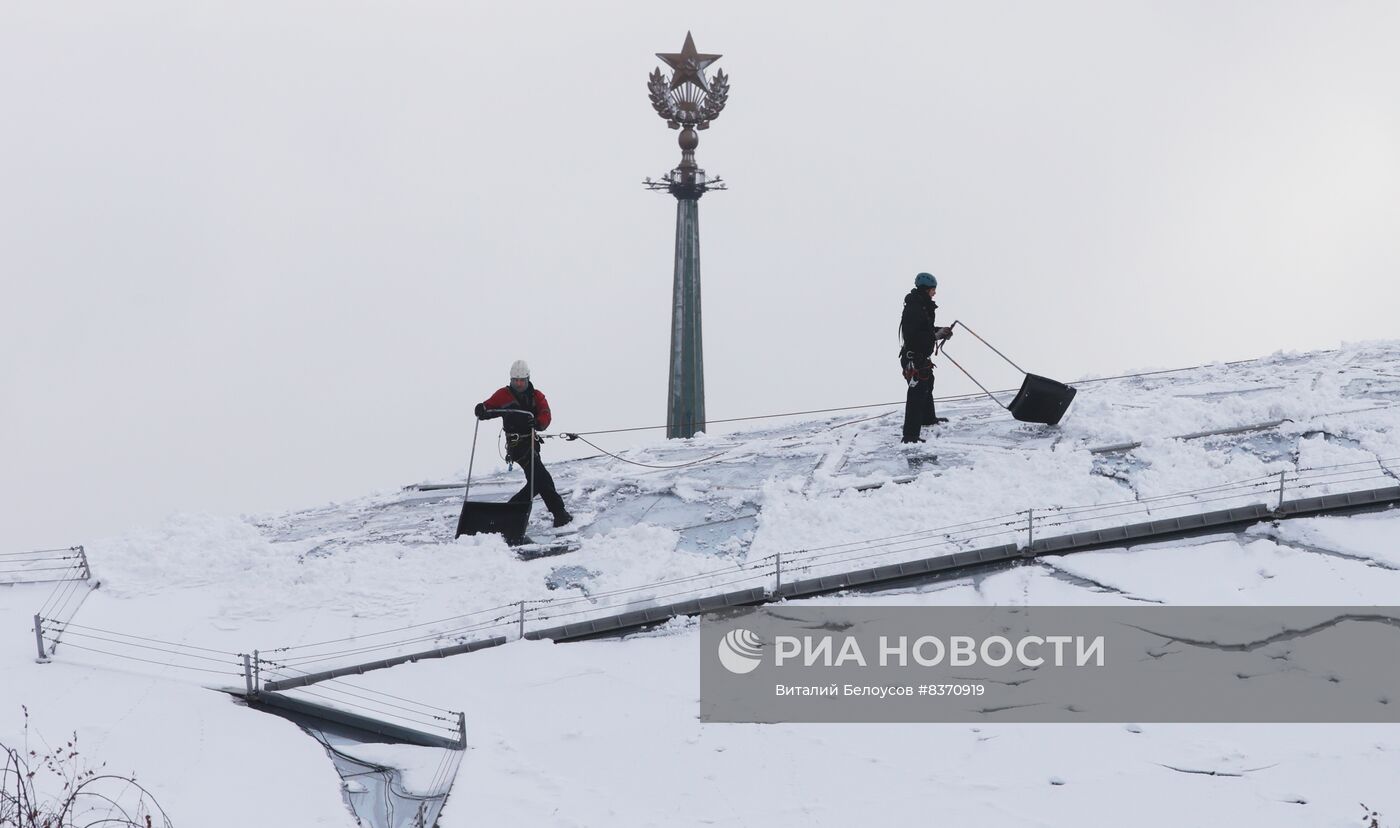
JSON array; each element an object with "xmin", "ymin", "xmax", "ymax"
[
  {"xmin": 899, "ymin": 272, "xmax": 953, "ymax": 443},
  {"xmin": 474, "ymin": 359, "xmax": 572, "ymax": 527}
]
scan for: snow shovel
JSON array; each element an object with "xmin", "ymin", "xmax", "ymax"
[
  {"xmin": 938, "ymin": 320, "xmax": 1078, "ymax": 425},
  {"xmin": 455, "ymin": 413, "xmax": 533, "ymax": 543}
]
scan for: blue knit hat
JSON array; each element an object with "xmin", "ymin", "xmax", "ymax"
[{"xmin": 914, "ymin": 272, "xmax": 938, "ymax": 289}]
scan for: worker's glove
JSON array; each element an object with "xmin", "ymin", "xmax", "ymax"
[
  {"xmin": 474, "ymin": 403, "xmax": 487, "ymax": 420},
  {"xmin": 933, "ymin": 327, "xmax": 953, "ymax": 341}
]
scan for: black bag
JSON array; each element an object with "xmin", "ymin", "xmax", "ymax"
[
  {"xmin": 1007, "ymin": 373, "xmax": 1078, "ymax": 425},
  {"xmin": 456, "ymin": 500, "xmax": 530, "ymax": 541}
]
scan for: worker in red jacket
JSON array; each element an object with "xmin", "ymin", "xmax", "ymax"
[{"xmin": 474, "ymin": 360, "xmax": 572, "ymax": 527}]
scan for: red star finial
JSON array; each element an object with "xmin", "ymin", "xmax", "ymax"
[{"xmin": 656, "ymin": 31, "xmax": 722, "ymax": 93}]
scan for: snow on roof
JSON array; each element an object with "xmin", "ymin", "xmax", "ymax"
[{"xmin": 3, "ymin": 342, "xmax": 1399, "ymax": 826}]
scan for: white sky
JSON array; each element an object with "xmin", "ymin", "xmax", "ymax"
[{"xmin": 3, "ymin": 1, "xmax": 1398, "ymax": 551}]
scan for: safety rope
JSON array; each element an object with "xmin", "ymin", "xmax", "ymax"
[
  {"xmin": 550, "ymin": 354, "xmax": 1272, "ymax": 438},
  {"xmin": 560, "ymin": 400, "xmax": 923, "ymax": 437},
  {"xmin": 561, "ymin": 433, "xmax": 730, "ymax": 469},
  {"xmin": 468, "ymin": 350, "xmax": 1349, "ymax": 478}
]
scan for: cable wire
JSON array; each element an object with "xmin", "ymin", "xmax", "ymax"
[
  {"xmin": 532, "ymin": 572, "xmax": 765, "ymax": 625},
  {"xmin": 555, "ymin": 355, "xmax": 1272, "ymax": 438},
  {"xmin": 0, "ymin": 564, "xmax": 82, "ymax": 575},
  {"xmin": 270, "ymin": 602, "xmax": 520, "ymax": 653},
  {"xmin": 0, "ymin": 547, "xmax": 80, "ymax": 558},
  {"xmin": 43, "ymin": 629, "xmax": 239, "ymax": 666},
  {"xmin": 47, "ymin": 640, "xmax": 243, "ymax": 677},
  {"xmin": 284, "ymin": 687, "xmax": 457, "ymax": 736},
  {"xmin": 274, "ymin": 614, "xmax": 516, "ymax": 667},
  {"xmin": 46, "ymin": 622, "xmax": 238, "ymax": 656},
  {"xmin": 562, "ymin": 433, "xmax": 731, "ymax": 469},
  {"xmin": 264, "ymin": 661, "xmax": 459, "ymax": 719}
]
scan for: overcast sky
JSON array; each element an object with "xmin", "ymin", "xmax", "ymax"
[{"xmin": 3, "ymin": 1, "xmax": 1398, "ymax": 551}]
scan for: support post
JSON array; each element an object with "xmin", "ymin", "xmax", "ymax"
[
  {"xmin": 1023, "ymin": 509, "xmax": 1035, "ymax": 556},
  {"xmin": 253, "ymin": 649, "xmax": 261, "ymax": 693},
  {"xmin": 1276, "ymin": 471, "xmax": 1287, "ymax": 512},
  {"xmin": 457, "ymin": 711, "xmax": 467, "ymax": 750},
  {"xmin": 34, "ymin": 614, "xmax": 48, "ymax": 662},
  {"xmin": 243, "ymin": 654, "xmax": 254, "ymax": 697},
  {"xmin": 774, "ymin": 552, "xmax": 782, "ymax": 595},
  {"xmin": 517, "ymin": 601, "xmax": 526, "ymax": 640},
  {"xmin": 75, "ymin": 545, "xmax": 91, "ymax": 580}
]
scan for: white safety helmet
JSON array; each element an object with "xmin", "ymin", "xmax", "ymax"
[{"xmin": 509, "ymin": 360, "xmax": 530, "ymax": 380}]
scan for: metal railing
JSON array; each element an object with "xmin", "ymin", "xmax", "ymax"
[
  {"xmin": 249, "ymin": 455, "xmax": 1400, "ymax": 682},
  {"xmin": 0, "ymin": 545, "xmax": 89, "ymax": 584},
  {"xmin": 30, "ymin": 458, "xmax": 1399, "ymax": 702}
]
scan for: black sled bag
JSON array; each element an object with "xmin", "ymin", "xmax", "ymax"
[
  {"xmin": 1007, "ymin": 373, "xmax": 1077, "ymax": 425},
  {"xmin": 456, "ymin": 500, "xmax": 530, "ymax": 540}
]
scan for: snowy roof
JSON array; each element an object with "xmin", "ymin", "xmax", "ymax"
[{"xmin": 4, "ymin": 342, "xmax": 1400, "ymax": 826}]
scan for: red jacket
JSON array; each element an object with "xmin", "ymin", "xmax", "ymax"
[{"xmin": 482, "ymin": 385, "xmax": 552, "ymax": 432}]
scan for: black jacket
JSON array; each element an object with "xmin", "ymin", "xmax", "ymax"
[{"xmin": 900, "ymin": 289, "xmax": 939, "ymax": 360}]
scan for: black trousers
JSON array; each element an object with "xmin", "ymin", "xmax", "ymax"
[
  {"xmin": 506, "ymin": 438, "xmax": 567, "ymax": 515},
  {"xmin": 903, "ymin": 377, "xmax": 937, "ymax": 440},
  {"xmin": 900, "ymin": 351, "xmax": 938, "ymax": 441}
]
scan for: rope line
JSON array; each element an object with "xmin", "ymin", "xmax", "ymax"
[
  {"xmin": 39, "ymin": 570, "xmax": 92, "ymax": 638},
  {"xmin": 42, "ymin": 620, "xmax": 239, "ymax": 656},
  {"xmin": 554, "ymin": 355, "xmax": 1271, "ymax": 438},
  {"xmin": 263, "ymin": 661, "xmax": 462, "ymax": 720},
  {"xmin": 562, "ymin": 433, "xmax": 731, "ymax": 470},
  {"xmin": 788, "ymin": 509, "xmax": 1031, "ymax": 555},
  {"xmin": 270, "ymin": 602, "xmax": 520, "ymax": 653},
  {"xmin": 321, "ymin": 678, "xmax": 458, "ymax": 719},
  {"xmin": 46, "ymin": 640, "xmax": 243, "ymax": 677},
  {"xmin": 1051, "ymin": 477, "xmax": 1276, "ymax": 516},
  {"xmin": 273, "ymin": 614, "xmax": 516, "ymax": 667},
  {"xmin": 278, "ymin": 679, "xmax": 452, "ymax": 725},
  {"xmin": 280, "ymin": 688, "xmax": 448, "ymax": 732},
  {"xmin": 782, "ymin": 460, "xmax": 1398, "ymax": 571},
  {"xmin": 44, "ymin": 629, "xmax": 240, "ymax": 665},
  {"xmin": 512, "ymin": 354, "xmax": 1341, "ymax": 475},
  {"xmin": 532, "ymin": 572, "xmax": 765, "ymax": 624},
  {"xmin": 0, "ymin": 547, "xmax": 81, "ymax": 558},
  {"xmin": 524, "ymin": 557, "xmax": 773, "ymax": 613},
  {"xmin": 790, "ymin": 522, "xmax": 1022, "ymax": 569},
  {"xmin": 281, "ymin": 687, "xmax": 459, "ymax": 737},
  {"xmin": 0, "ymin": 564, "xmax": 82, "ymax": 575}
]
